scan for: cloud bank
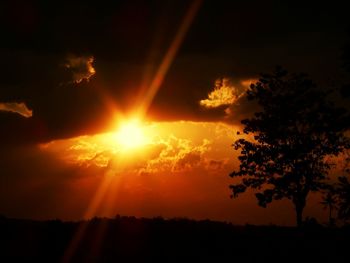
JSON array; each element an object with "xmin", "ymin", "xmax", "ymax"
[{"xmin": 41, "ymin": 121, "xmax": 235, "ymax": 176}]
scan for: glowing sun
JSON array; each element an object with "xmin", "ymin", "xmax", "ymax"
[{"xmin": 115, "ymin": 119, "xmax": 147, "ymax": 149}]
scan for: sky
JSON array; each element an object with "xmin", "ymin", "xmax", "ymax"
[{"xmin": 0, "ymin": 0, "xmax": 350, "ymax": 225}]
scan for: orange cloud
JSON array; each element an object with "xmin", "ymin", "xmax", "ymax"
[
  {"xmin": 205, "ymin": 159, "xmax": 229, "ymax": 171},
  {"xmin": 40, "ymin": 121, "xmax": 237, "ymax": 175},
  {"xmin": 65, "ymin": 55, "xmax": 95, "ymax": 83},
  {"xmin": 59, "ymin": 136, "xmax": 209, "ymax": 174},
  {"xmin": 0, "ymin": 102, "xmax": 32, "ymax": 117},
  {"xmin": 199, "ymin": 78, "xmax": 259, "ymax": 123},
  {"xmin": 200, "ymin": 78, "xmax": 247, "ymax": 108},
  {"xmin": 140, "ymin": 136, "xmax": 211, "ymax": 173}
]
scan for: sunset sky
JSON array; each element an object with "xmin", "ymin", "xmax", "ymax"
[{"xmin": 1, "ymin": 0, "xmax": 349, "ymax": 225}]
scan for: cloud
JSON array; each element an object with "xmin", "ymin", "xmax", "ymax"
[
  {"xmin": 0, "ymin": 102, "xmax": 32, "ymax": 118},
  {"xmin": 146, "ymin": 136, "xmax": 211, "ymax": 173},
  {"xmin": 205, "ymin": 159, "xmax": 229, "ymax": 171},
  {"xmin": 65, "ymin": 55, "xmax": 96, "ymax": 83},
  {"xmin": 223, "ymin": 79, "xmax": 261, "ymax": 123},
  {"xmin": 200, "ymin": 78, "xmax": 256, "ymax": 109},
  {"xmin": 70, "ymin": 136, "xmax": 211, "ymax": 174},
  {"xmin": 39, "ymin": 121, "xmax": 236, "ymax": 176},
  {"xmin": 200, "ymin": 78, "xmax": 241, "ymax": 108},
  {"xmin": 198, "ymin": 78, "xmax": 258, "ymax": 124},
  {"xmin": 0, "ymin": 0, "xmax": 346, "ymax": 147},
  {"xmin": 174, "ymin": 151, "xmax": 201, "ymax": 171}
]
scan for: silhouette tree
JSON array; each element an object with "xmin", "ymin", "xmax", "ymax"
[
  {"xmin": 230, "ymin": 67, "xmax": 348, "ymax": 227},
  {"xmin": 337, "ymin": 176, "xmax": 350, "ymax": 221},
  {"xmin": 320, "ymin": 186, "xmax": 338, "ymax": 227}
]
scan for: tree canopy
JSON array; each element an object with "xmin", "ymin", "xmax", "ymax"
[{"xmin": 230, "ymin": 67, "xmax": 349, "ymax": 227}]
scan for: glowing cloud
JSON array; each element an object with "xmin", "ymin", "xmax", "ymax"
[
  {"xmin": 199, "ymin": 78, "xmax": 259, "ymax": 122},
  {"xmin": 65, "ymin": 55, "xmax": 96, "ymax": 83},
  {"xmin": 200, "ymin": 78, "xmax": 245, "ymax": 108},
  {"xmin": 40, "ymin": 121, "xmax": 236, "ymax": 175},
  {"xmin": 0, "ymin": 102, "xmax": 33, "ymax": 117}
]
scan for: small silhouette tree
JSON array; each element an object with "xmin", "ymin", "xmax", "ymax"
[
  {"xmin": 337, "ymin": 176, "xmax": 350, "ymax": 221},
  {"xmin": 230, "ymin": 67, "xmax": 348, "ymax": 227},
  {"xmin": 320, "ymin": 186, "xmax": 338, "ymax": 227}
]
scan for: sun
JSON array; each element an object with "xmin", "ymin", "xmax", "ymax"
[{"xmin": 115, "ymin": 119, "xmax": 147, "ymax": 149}]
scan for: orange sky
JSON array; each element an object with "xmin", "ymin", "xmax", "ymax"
[
  {"xmin": 0, "ymin": 120, "xmax": 323, "ymax": 225},
  {"xmin": 0, "ymin": 0, "xmax": 347, "ymax": 226}
]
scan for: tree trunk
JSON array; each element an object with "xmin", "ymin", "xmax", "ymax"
[
  {"xmin": 296, "ymin": 204, "xmax": 304, "ymax": 227},
  {"xmin": 294, "ymin": 196, "xmax": 306, "ymax": 227}
]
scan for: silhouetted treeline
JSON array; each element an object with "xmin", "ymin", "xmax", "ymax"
[{"xmin": 1, "ymin": 215, "xmax": 350, "ymax": 262}]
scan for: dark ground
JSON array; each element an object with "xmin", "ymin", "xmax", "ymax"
[{"xmin": 0, "ymin": 215, "xmax": 349, "ymax": 263}]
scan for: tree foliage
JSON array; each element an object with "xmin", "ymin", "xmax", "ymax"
[
  {"xmin": 320, "ymin": 186, "xmax": 338, "ymax": 226},
  {"xmin": 230, "ymin": 67, "xmax": 348, "ymax": 226},
  {"xmin": 321, "ymin": 175, "xmax": 350, "ymax": 224},
  {"xmin": 336, "ymin": 176, "xmax": 350, "ymax": 220}
]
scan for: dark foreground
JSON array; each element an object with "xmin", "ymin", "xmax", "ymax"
[{"xmin": 0, "ymin": 215, "xmax": 349, "ymax": 263}]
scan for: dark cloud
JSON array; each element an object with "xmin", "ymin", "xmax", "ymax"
[
  {"xmin": 175, "ymin": 151, "xmax": 201, "ymax": 171},
  {"xmin": 64, "ymin": 55, "xmax": 95, "ymax": 83},
  {"xmin": 0, "ymin": 0, "xmax": 349, "ymax": 146}
]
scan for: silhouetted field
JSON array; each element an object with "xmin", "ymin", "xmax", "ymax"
[{"xmin": 0, "ymin": 215, "xmax": 349, "ymax": 262}]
